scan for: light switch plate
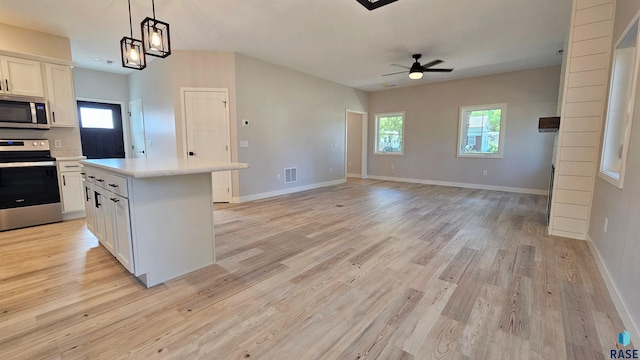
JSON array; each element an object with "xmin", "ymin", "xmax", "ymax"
[
  {"xmin": 240, "ymin": 140, "xmax": 249, "ymax": 148},
  {"xmin": 54, "ymin": 140, "xmax": 62, "ymax": 148}
]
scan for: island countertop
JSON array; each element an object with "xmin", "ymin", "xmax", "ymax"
[{"xmin": 80, "ymin": 158, "xmax": 249, "ymax": 178}]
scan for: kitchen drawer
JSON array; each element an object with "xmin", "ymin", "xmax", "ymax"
[
  {"xmin": 91, "ymin": 169, "xmax": 110, "ymax": 187},
  {"xmin": 58, "ymin": 160, "xmax": 82, "ymax": 173},
  {"xmin": 105, "ymin": 173, "xmax": 128, "ymax": 198}
]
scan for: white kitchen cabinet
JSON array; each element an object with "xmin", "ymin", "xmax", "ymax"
[
  {"xmin": 57, "ymin": 160, "xmax": 85, "ymax": 214},
  {"xmin": 0, "ymin": 56, "xmax": 44, "ymax": 97},
  {"xmin": 45, "ymin": 63, "xmax": 77, "ymax": 127},
  {"xmin": 83, "ymin": 166, "xmax": 135, "ymax": 273}
]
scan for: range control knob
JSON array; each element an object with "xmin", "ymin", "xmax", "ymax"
[
  {"xmin": 33, "ymin": 141, "xmax": 38, "ymax": 146},
  {"xmin": 40, "ymin": 141, "xmax": 45, "ymax": 146}
]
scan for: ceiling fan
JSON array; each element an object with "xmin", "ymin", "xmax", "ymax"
[{"xmin": 383, "ymin": 54, "xmax": 453, "ymax": 80}]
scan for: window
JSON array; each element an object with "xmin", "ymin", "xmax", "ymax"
[
  {"xmin": 600, "ymin": 17, "xmax": 639, "ymax": 189},
  {"xmin": 457, "ymin": 103, "xmax": 506, "ymax": 158},
  {"xmin": 79, "ymin": 107, "xmax": 115, "ymax": 129},
  {"xmin": 375, "ymin": 112, "xmax": 404, "ymax": 155}
]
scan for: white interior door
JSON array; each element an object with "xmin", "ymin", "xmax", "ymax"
[
  {"xmin": 129, "ymin": 99, "xmax": 146, "ymax": 159},
  {"xmin": 184, "ymin": 90, "xmax": 231, "ymax": 203}
]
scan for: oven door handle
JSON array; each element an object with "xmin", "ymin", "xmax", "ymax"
[{"xmin": 0, "ymin": 161, "xmax": 56, "ymax": 168}]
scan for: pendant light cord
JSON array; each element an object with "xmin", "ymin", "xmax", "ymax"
[
  {"xmin": 152, "ymin": 0, "xmax": 156, "ymax": 18},
  {"xmin": 127, "ymin": 0, "xmax": 133, "ymax": 38}
]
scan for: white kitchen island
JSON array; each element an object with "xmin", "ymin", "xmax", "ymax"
[{"xmin": 80, "ymin": 158, "xmax": 248, "ymax": 287}]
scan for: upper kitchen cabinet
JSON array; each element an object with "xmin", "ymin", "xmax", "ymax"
[
  {"xmin": 45, "ymin": 63, "xmax": 77, "ymax": 127},
  {"xmin": 0, "ymin": 56, "xmax": 44, "ymax": 97}
]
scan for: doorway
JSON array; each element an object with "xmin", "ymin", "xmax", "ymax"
[
  {"xmin": 181, "ymin": 88, "xmax": 231, "ymax": 203},
  {"xmin": 77, "ymin": 101, "xmax": 126, "ymax": 159},
  {"xmin": 345, "ymin": 110, "xmax": 368, "ymax": 179},
  {"xmin": 129, "ymin": 99, "xmax": 146, "ymax": 159}
]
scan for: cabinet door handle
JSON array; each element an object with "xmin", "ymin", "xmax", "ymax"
[
  {"xmin": 94, "ymin": 192, "xmax": 101, "ymax": 208},
  {"xmin": 5, "ymin": 80, "xmax": 8, "ymax": 92},
  {"xmin": 80, "ymin": 172, "xmax": 86, "ymax": 175},
  {"xmin": 63, "ymin": 174, "xmax": 66, "ymax": 186},
  {"xmin": 88, "ymin": 176, "xmax": 95, "ymax": 179},
  {"xmin": 110, "ymin": 198, "xmax": 119, "ymax": 203},
  {"xmin": 96, "ymin": 178, "xmax": 105, "ymax": 182},
  {"xmin": 65, "ymin": 165, "xmax": 80, "ymax": 168},
  {"xmin": 85, "ymin": 187, "xmax": 90, "ymax": 201},
  {"xmin": 108, "ymin": 183, "xmax": 119, "ymax": 188},
  {"xmin": 52, "ymin": 111, "xmax": 56, "ymax": 123}
]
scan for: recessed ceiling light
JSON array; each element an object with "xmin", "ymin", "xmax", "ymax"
[{"xmin": 92, "ymin": 57, "xmax": 102, "ymax": 62}]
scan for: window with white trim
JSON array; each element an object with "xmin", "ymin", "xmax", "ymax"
[
  {"xmin": 374, "ymin": 112, "xmax": 404, "ymax": 155},
  {"xmin": 457, "ymin": 103, "xmax": 506, "ymax": 158},
  {"xmin": 600, "ymin": 17, "xmax": 639, "ymax": 189}
]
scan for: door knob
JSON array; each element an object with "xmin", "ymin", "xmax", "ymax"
[{"xmin": 188, "ymin": 151, "xmax": 196, "ymax": 156}]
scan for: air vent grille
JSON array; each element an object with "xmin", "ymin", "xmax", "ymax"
[{"xmin": 284, "ymin": 167, "xmax": 297, "ymax": 184}]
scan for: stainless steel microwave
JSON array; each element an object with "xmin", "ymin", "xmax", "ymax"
[{"xmin": 0, "ymin": 96, "xmax": 50, "ymax": 130}]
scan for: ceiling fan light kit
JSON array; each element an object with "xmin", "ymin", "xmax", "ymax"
[
  {"xmin": 382, "ymin": 53, "xmax": 453, "ymax": 80},
  {"xmin": 141, "ymin": 0, "xmax": 171, "ymax": 58},
  {"xmin": 120, "ymin": 0, "xmax": 146, "ymax": 70},
  {"xmin": 356, "ymin": 0, "xmax": 399, "ymax": 11}
]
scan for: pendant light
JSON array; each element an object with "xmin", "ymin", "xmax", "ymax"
[
  {"xmin": 141, "ymin": 0, "xmax": 171, "ymax": 58},
  {"xmin": 120, "ymin": 0, "xmax": 146, "ymax": 70}
]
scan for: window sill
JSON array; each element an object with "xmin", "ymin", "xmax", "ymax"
[
  {"xmin": 374, "ymin": 152, "xmax": 404, "ymax": 156},
  {"xmin": 457, "ymin": 153, "xmax": 503, "ymax": 159},
  {"xmin": 599, "ymin": 170, "xmax": 623, "ymax": 189}
]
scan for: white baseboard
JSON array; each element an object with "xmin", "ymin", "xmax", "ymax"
[
  {"xmin": 234, "ymin": 179, "xmax": 346, "ymax": 203},
  {"xmin": 587, "ymin": 234, "xmax": 640, "ymax": 348},
  {"xmin": 346, "ymin": 173, "xmax": 362, "ymax": 178},
  {"xmin": 366, "ymin": 175, "xmax": 548, "ymax": 195}
]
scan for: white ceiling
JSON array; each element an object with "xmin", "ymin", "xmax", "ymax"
[{"xmin": 0, "ymin": 0, "xmax": 572, "ymax": 92}]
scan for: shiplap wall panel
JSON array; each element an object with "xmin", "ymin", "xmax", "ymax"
[
  {"xmin": 560, "ymin": 146, "xmax": 598, "ymax": 161},
  {"xmin": 570, "ymin": 53, "xmax": 610, "ymax": 72},
  {"xmin": 568, "ymin": 69, "xmax": 608, "ymax": 87},
  {"xmin": 571, "ymin": 37, "xmax": 613, "ymax": 57},
  {"xmin": 566, "ymin": 85, "xmax": 606, "ymax": 102},
  {"xmin": 555, "ymin": 203, "xmax": 591, "ymax": 219},
  {"xmin": 558, "ymin": 160, "xmax": 595, "ymax": 176},
  {"xmin": 556, "ymin": 189, "xmax": 592, "ymax": 206},
  {"xmin": 574, "ymin": 4, "xmax": 614, "ymax": 26},
  {"xmin": 562, "ymin": 132, "xmax": 600, "ymax": 146},
  {"xmin": 562, "ymin": 116, "xmax": 602, "ymax": 132},
  {"xmin": 554, "ymin": 217, "xmax": 588, "ymax": 233},
  {"xmin": 576, "ymin": 0, "xmax": 613, "ymax": 11},
  {"xmin": 557, "ymin": 175, "xmax": 593, "ymax": 191},
  {"xmin": 573, "ymin": 20, "xmax": 613, "ymax": 41},
  {"xmin": 565, "ymin": 101, "xmax": 604, "ymax": 117}
]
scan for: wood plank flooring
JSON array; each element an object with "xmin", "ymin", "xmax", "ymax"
[{"xmin": 0, "ymin": 179, "xmax": 628, "ymax": 359}]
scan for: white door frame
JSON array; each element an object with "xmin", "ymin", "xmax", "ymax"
[
  {"xmin": 76, "ymin": 97, "xmax": 130, "ymax": 158},
  {"xmin": 345, "ymin": 109, "xmax": 368, "ymax": 180},
  {"xmin": 179, "ymin": 87, "xmax": 233, "ymax": 200}
]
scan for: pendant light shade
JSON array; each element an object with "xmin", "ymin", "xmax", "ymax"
[
  {"xmin": 141, "ymin": 0, "xmax": 171, "ymax": 58},
  {"xmin": 120, "ymin": 0, "xmax": 146, "ymax": 70}
]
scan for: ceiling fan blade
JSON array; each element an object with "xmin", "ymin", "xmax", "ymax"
[
  {"xmin": 421, "ymin": 59, "xmax": 444, "ymax": 69},
  {"xmin": 382, "ymin": 70, "xmax": 409, "ymax": 76},
  {"xmin": 390, "ymin": 63, "xmax": 411, "ymax": 70},
  {"xmin": 423, "ymin": 68, "xmax": 454, "ymax": 72}
]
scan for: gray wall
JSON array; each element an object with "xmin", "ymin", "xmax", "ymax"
[
  {"xmin": 128, "ymin": 57, "xmax": 176, "ymax": 159},
  {"xmin": 73, "ymin": 68, "xmax": 129, "ymax": 103},
  {"xmin": 589, "ymin": 0, "xmax": 640, "ymax": 340},
  {"xmin": 368, "ymin": 66, "xmax": 561, "ymax": 192},
  {"xmin": 347, "ymin": 112, "xmax": 363, "ymax": 176},
  {"xmin": 234, "ymin": 53, "xmax": 368, "ymax": 198}
]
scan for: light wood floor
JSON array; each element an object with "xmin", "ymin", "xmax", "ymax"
[{"xmin": 0, "ymin": 179, "xmax": 627, "ymax": 359}]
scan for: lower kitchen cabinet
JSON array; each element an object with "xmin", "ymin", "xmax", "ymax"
[
  {"xmin": 83, "ymin": 167, "xmax": 135, "ymax": 274},
  {"xmin": 57, "ymin": 159, "xmax": 86, "ymax": 216}
]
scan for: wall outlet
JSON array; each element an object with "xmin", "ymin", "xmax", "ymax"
[
  {"xmin": 483, "ymin": 170, "xmax": 488, "ymax": 176},
  {"xmin": 604, "ymin": 217, "xmax": 608, "ymax": 233},
  {"xmin": 240, "ymin": 140, "xmax": 249, "ymax": 148},
  {"xmin": 242, "ymin": 119, "xmax": 250, "ymax": 126},
  {"xmin": 146, "ymin": 140, "xmax": 153, "ymax": 148},
  {"xmin": 54, "ymin": 140, "xmax": 62, "ymax": 148},
  {"xmin": 276, "ymin": 173, "xmax": 281, "ymax": 180},
  {"xmin": 391, "ymin": 164, "xmax": 395, "ymax": 170}
]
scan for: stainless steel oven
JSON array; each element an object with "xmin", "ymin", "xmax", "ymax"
[{"xmin": 0, "ymin": 140, "xmax": 62, "ymax": 231}]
